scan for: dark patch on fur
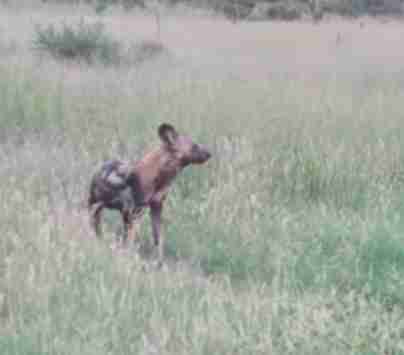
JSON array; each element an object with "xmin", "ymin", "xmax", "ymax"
[
  {"xmin": 88, "ymin": 160, "xmax": 144, "ymax": 213},
  {"xmin": 126, "ymin": 172, "xmax": 146, "ymax": 207}
]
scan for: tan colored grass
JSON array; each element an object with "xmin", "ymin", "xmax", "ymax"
[
  {"xmin": 2, "ymin": 4, "xmax": 404, "ymax": 79},
  {"xmin": 2, "ymin": 3, "xmax": 404, "ymax": 354}
]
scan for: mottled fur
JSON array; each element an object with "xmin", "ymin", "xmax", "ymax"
[{"xmin": 88, "ymin": 123, "xmax": 211, "ymax": 263}]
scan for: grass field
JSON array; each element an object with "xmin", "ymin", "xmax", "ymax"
[{"xmin": 2, "ymin": 3, "xmax": 404, "ymax": 354}]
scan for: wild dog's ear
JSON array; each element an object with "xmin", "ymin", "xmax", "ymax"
[{"xmin": 158, "ymin": 123, "xmax": 178, "ymax": 145}]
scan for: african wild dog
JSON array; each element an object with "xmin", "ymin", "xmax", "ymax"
[{"xmin": 88, "ymin": 123, "xmax": 211, "ymax": 263}]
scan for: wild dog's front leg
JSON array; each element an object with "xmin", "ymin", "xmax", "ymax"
[
  {"xmin": 121, "ymin": 210, "xmax": 137, "ymax": 247},
  {"xmin": 150, "ymin": 202, "xmax": 163, "ymax": 264}
]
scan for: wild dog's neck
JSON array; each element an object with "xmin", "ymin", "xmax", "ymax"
[{"xmin": 133, "ymin": 146, "xmax": 184, "ymax": 202}]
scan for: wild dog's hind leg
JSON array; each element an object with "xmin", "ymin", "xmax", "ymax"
[{"xmin": 89, "ymin": 202, "xmax": 104, "ymax": 238}]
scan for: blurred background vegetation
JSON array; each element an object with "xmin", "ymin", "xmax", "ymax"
[{"xmin": 21, "ymin": 0, "xmax": 404, "ymax": 19}]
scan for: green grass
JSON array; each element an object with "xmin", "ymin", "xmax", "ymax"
[{"xmin": 2, "ymin": 5, "xmax": 404, "ymax": 353}]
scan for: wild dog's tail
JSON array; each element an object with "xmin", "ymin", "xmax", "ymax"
[{"xmin": 88, "ymin": 176, "xmax": 97, "ymax": 209}]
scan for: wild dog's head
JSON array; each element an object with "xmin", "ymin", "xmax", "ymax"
[{"xmin": 158, "ymin": 123, "xmax": 211, "ymax": 166}]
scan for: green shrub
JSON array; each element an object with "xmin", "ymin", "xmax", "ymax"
[
  {"xmin": 94, "ymin": 0, "xmax": 144, "ymax": 13},
  {"xmin": 126, "ymin": 40, "xmax": 167, "ymax": 64},
  {"xmin": 94, "ymin": 0, "xmax": 146, "ymax": 14},
  {"xmin": 323, "ymin": 0, "xmax": 368, "ymax": 16},
  {"xmin": 33, "ymin": 20, "xmax": 121, "ymax": 65},
  {"xmin": 95, "ymin": 0, "xmax": 110, "ymax": 13},
  {"xmin": 250, "ymin": 1, "xmax": 305, "ymax": 21}
]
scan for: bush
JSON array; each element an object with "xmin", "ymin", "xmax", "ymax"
[
  {"xmin": 248, "ymin": 1, "xmax": 307, "ymax": 21},
  {"xmin": 322, "ymin": 0, "xmax": 368, "ymax": 16},
  {"xmin": 94, "ymin": 0, "xmax": 146, "ymax": 13},
  {"xmin": 126, "ymin": 40, "xmax": 167, "ymax": 64},
  {"xmin": 33, "ymin": 20, "xmax": 121, "ymax": 65},
  {"xmin": 204, "ymin": 0, "xmax": 254, "ymax": 19}
]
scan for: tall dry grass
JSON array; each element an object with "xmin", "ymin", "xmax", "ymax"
[{"xmin": 1, "ymin": 3, "xmax": 404, "ymax": 354}]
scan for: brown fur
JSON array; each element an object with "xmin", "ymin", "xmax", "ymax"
[{"xmin": 88, "ymin": 123, "xmax": 211, "ymax": 264}]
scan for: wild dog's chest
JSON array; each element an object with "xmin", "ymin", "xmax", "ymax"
[
  {"xmin": 154, "ymin": 167, "xmax": 178, "ymax": 190},
  {"xmin": 134, "ymin": 152, "xmax": 182, "ymax": 206},
  {"xmin": 144, "ymin": 165, "xmax": 180, "ymax": 205}
]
